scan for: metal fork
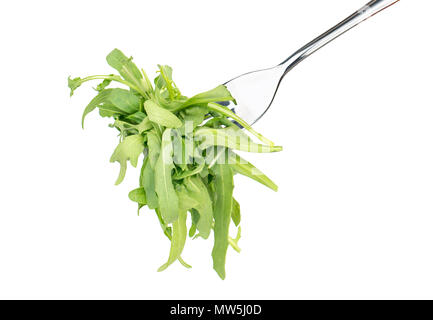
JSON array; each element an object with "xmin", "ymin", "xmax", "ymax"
[{"xmin": 223, "ymin": 0, "xmax": 400, "ymax": 125}]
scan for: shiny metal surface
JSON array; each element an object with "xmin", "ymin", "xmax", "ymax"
[{"xmin": 224, "ymin": 0, "xmax": 400, "ymax": 125}]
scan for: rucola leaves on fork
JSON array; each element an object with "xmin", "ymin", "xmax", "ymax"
[{"xmin": 68, "ymin": 49, "xmax": 282, "ymax": 279}]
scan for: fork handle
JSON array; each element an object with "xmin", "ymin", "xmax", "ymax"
[{"xmin": 279, "ymin": 0, "xmax": 400, "ymax": 77}]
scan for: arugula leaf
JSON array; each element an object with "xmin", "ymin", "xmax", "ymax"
[
  {"xmin": 68, "ymin": 76, "xmax": 83, "ymax": 96},
  {"xmin": 204, "ymin": 116, "xmax": 237, "ymax": 129},
  {"xmin": 68, "ymin": 74, "xmax": 142, "ymax": 97},
  {"xmin": 154, "ymin": 129, "xmax": 179, "ymax": 224},
  {"xmin": 155, "ymin": 208, "xmax": 172, "ymax": 239},
  {"xmin": 172, "ymin": 130, "xmax": 188, "ymax": 171},
  {"xmin": 228, "ymin": 151, "xmax": 278, "ymax": 192},
  {"xmin": 189, "ymin": 222, "xmax": 197, "ymax": 238},
  {"xmin": 180, "ymin": 106, "xmax": 209, "ymax": 132},
  {"xmin": 231, "ymin": 197, "xmax": 241, "ymax": 226},
  {"xmin": 128, "ymin": 188, "xmax": 147, "ymax": 204},
  {"xmin": 176, "ymin": 184, "xmax": 200, "ymax": 211},
  {"xmin": 141, "ymin": 158, "xmax": 159, "ymax": 209},
  {"xmin": 191, "ymin": 209, "xmax": 200, "ymax": 225},
  {"xmin": 107, "ymin": 88, "xmax": 141, "ymax": 114},
  {"xmin": 106, "ymin": 49, "xmax": 151, "ymax": 95},
  {"xmin": 158, "ymin": 210, "xmax": 188, "ymax": 272},
  {"xmin": 114, "ymin": 117, "xmax": 152, "ymax": 135},
  {"xmin": 188, "ymin": 209, "xmax": 201, "ymax": 239},
  {"xmin": 183, "ymin": 176, "xmax": 214, "ymax": 239},
  {"xmin": 195, "ymin": 127, "xmax": 282, "ymax": 153},
  {"xmin": 144, "ymin": 100, "xmax": 182, "ymax": 128},
  {"xmin": 154, "ymin": 208, "xmax": 192, "ymax": 269},
  {"xmin": 229, "ymin": 227, "xmax": 241, "ymax": 253},
  {"xmin": 173, "ymin": 162, "xmax": 205, "ymax": 180},
  {"xmin": 123, "ymin": 111, "xmax": 146, "ymax": 124},
  {"xmin": 154, "ymin": 88, "xmax": 186, "ymax": 111},
  {"xmin": 98, "ymin": 104, "xmax": 127, "ymax": 118},
  {"xmin": 146, "ymin": 131, "xmax": 161, "ymax": 168},
  {"xmin": 81, "ymin": 88, "xmax": 140, "ymax": 128},
  {"xmin": 95, "ymin": 78, "xmax": 112, "ymax": 92},
  {"xmin": 110, "ymin": 134, "xmax": 145, "ymax": 185},
  {"xmin": 211, "ymin": 164, "xmax": 234, "ymax": 280},
  {"xmin": 206, "ymin": 102, "xmax": 276, "ymax": 146},
  {"xmin": 154, "ymin": 65, "xmax": 178, "ymax": 98},
  {"xmin": 181, "ymin": 85, "xmax": 235, "ymax": 108},
  {"xmin": 81, "ymin": 90, "xmax": 113, "ymax": 128},
  {"xmin": 135, "ymin": 118, "xmax": 153, "ymax": 134}
]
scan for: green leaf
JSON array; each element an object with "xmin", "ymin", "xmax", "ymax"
[
  {"xmin": 155, "ymin": 208, "xmax": 173, "ymax": 240},
  {"xmin": 211, "ymin": 164, "xmax": 234, "ymax": 280},
  {"xmin": 141, "ymin": 157, "xmax": 159, "ymax": 209},
  {"xmin": 123, "ymin": 111, "xmax": 146, "ymax": 124},
  {"xmin": 135, "ymin": 117, "xmax": 153, "ymax": 133},
  {"xmin": 206, "ymin": 102, "xmax": 277, "ymax": 146},
  {"xmin": 154, "ymin": 65, "xmax": 183, "ymax": 101},
  {"xmin": 154, "ymin": 65, "xmax": 173, "ymax": 89},
  {"xmin": 154, "ymin": 129, "xmax": 179, "ymax": 224},
  {"xmin": 81, "ymin": 90, "xmax": 112, "ymax": 128},
  {"xmin": 144, "ymin": 100, "xmax": 182, "ymax": 128},
  {"xmin": 128, "ymin": 188, "xmax": 147, "ymax": 204},
  {"xmin": 110, "ymin": 134, "xmax": 145, "ymax": 185},
  {"xmin": 204, "ymin": 117, "xmax": 237, "ymax": 129},
  {"xmin": 147, "ymin": 131, "xmax": 161, "ymax": 168},
  {"xmin": 106, "ymin": 49, "xmax": 151, "ymax": 95},
  {"xmin": 151, "ymin": 122, "xmax": 164, "ymax": 137},
  {"xmin": 176, "ymin": 184, "xmax": 200, "ymax": 211},
  {"xmin": 115, "ymin": 116, "xmax": 152, "ymax": 134},
  {"xmin": 98, "ymin": 103, "xmax": 127, "ymax": 118},
  {"xmin": 183, "ymin": 176, "xmax": 213, "ymax": 239},
  {"xmin": 188, "ymin": 209, "xmax": 200, "ymax": 238},
  {"xmin": 155, "ymin": 208, "xmax": 191, "ymax": 269},
  {"xmin": 68, "ymin": 74, "xmax": 143, "ymax": 97},
  {"xmin": 181, "ymin": 85, "xmax": 235, "ymax": 108},
  {"xmin": 68, "ymin": 76, "xmax": 82, "ymax": 96},
  {"xmin": 81, "ymin": 89, "xmax": 140, "ymax": 128},
  {"xmin": 195, "ymin": 127, "xmax": 282, "ymax": 153},
  {"xmin": 179, "ymin": 106, "xmax": 209, "ymax": 134},
  {"xmin": 228, "ymin": 151, "xmax": 278, "ymax": 192},
  {"xmin": 189, "ymin": 223, "xmax": 197, "ymax": 238},
  {"xmin": 158, "ymin": 210, "xmax": 188, "ymax": 272},
  {"xmin": 229, "ymin": 227, "xmax": 241, "ymax": 253},
  {"xmin": 107, "ymin": 88, "xmax": 141, "ymax": 114},
  {"xmin": 95, "ymin": 78, "xmax": 112, "ymax": 92},
  {"xmin": 231, "ymin": 197, "xmax": 241, "ymax": 226},
  {"xmin": 173, "ymin": 162, "xmax": 205, "ymax": 180},
  {"xmin": 154, "ymin": 87, "xmax": 186, "ymax": 111},
  {"xmin": 172, "ymin": 129, "xmax": 188, "ymax": 170},
  {"xmin": 141, "ymin": 68, "xmax": 154, "ymax": 92}
]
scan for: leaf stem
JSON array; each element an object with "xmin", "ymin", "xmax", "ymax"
[
  {"xmin": 228, "ymin": 227, "xmax": 241, "ymax": 253},
  {"xmin": 206, "ymin": 103, "xmax": 275, "ymax": 146},
  {"xmin": 175, "ymin": 102, "xmax": 276, "ymax": 146},
  {"xmin": 178, "ymin": 257, "xmax": 192, "ymax": 269},
  {"xmin": 208, "ymin": 147, "xmax": 226, "ymax": 169},
  {"xmin": 80, "ymin": 75, "xmax": 146, "ymax": 97},
  {"xmin": 228, "ymin": 238, "xmax": 241, "ymax": 253}
]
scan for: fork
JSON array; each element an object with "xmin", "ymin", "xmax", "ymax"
[{"xmin": 223, "ymin": 0, "xmax": 400, "ymax": 125}]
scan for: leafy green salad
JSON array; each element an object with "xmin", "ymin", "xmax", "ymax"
[{"xmin": 68, "ymin": 49, "xmax": 282, "ymax": 279}]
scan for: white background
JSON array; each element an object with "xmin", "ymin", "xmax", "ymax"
[{"xmin": 0, "ymin": 0, "xmax": 432, "ymax": 299}]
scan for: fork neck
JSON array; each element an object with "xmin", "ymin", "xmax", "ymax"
[{"xmin": 278, "ymin": 0, "xmax": 400, "ymax": 78}]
